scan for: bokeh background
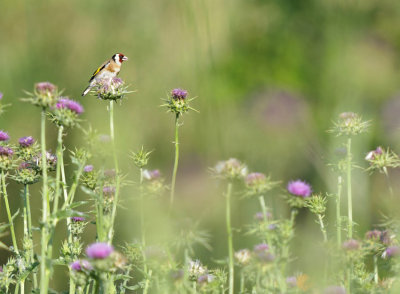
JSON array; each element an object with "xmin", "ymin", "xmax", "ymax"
[{"xmin": 2, "ymin": 0, "xmax": 400, "ymax": 291}]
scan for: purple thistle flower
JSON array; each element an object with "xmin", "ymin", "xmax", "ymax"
[
  {"xmin": 56, "ymin": 98, "xmax": 84, "ymax": 114},
  {"xmin": 342, "ymin": 239, "xmax": 360, "ymax": 251},
  {"xmin": 171, "ymin": 88, "xmax": 188, "ymax": 100},
  {"xmin": 18, "ymin": 136, "xmax": 35, "ymax": 147},
  {"xmin": 0, "ymin": 146, "xmax": 13, "ymax": 157},
  {"xmin": 0, "ymin": 92, "xmax": 3, "ymax": 100},
  {"xmin": 254, "ymin": 243, "xmax": 274, "ymax": 262},
  {"xmin": 287, "ymin": 180, "xmax": 312, "ymax": 198},
  {"xmin": 35, "ymin": 82, "xmax": 56, "ymax": 94},
  {"xmin": 86, "ymin": 242, "xmax": 114, "ymax": 259},
  {"xmin": 103, "ymin": 186, "xmax": 116, "ymax": 196},
  {"xmin": 383, "ymin": 246, "xmax": 400, "ymax": 258},
  {"xmin": 0, "ymin": 131, "xmax": 9, "ymax": 142},
  {"xmin": 365, "ymin": 230, "xmax": 382, "ymax": 241},
  {"xmin": 70, "ymin": 260, "xmax": 92, "ymax": 271},
  {"xmin": 323, "ymin": 286, "xmax": 346, "ymax": 294},
  {"xmin": 83, "ymin": 165, "xmax": 94, "ymax": 173},
  {"xmin": 112, "ymin": 77, "xmax": 123, "ymax": 86},
  {"xmin": 197, "ymin": 274, "xmax": 215, "ymax": 284},
  {"xmin": 71, "ymin": 216, "xmax": 85, "ymax": 222}
]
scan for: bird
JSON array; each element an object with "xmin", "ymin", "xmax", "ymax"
[{"xmin": 82, "ymin": 53, "xmax": 128, "ymax": 96}]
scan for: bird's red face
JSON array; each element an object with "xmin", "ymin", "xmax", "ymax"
[{"xmin": 118, "ymin": 53, "xmax": 128, "ymax": 63}]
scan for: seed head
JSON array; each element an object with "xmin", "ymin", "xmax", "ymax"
[{"xmin": 235, "ymin": 249, "xmax": 251, "ymax": 265}]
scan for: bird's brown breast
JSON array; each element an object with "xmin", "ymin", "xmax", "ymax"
[{"xmin": 105, "ymin": 60, "xmax": 120, "ymax": 73}]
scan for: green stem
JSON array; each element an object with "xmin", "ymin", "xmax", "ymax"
[
  {"xmin": 258, "ymin": 196, "xmax": 274, "ymax": 252},
  {"xmin": 382, "ymin": 167, "xmax": 394, "ymax": 197},
  {"xmin": 346, "ymin": 137, "xmax": 353, "ymax": 239},
  {"xmin": 225, "ymin": 182, "xmax": 234, "ymax": 294},
  {"xmin": 373, "ymin": 255, "xmax": 379, "ymax": 284},
  {"xmin": 143, "ymin": 270, "xmax": 152, "ymax": 294},
  {"xmin": 25, "ymin": 185, "xmax": 38, "ymax": 288},
  {"xmin": 240, "ymin": 271, "xmax": 245, "ymax": 294},
  {"xmin": 318, "ymin": 214, "xmax": 328, "ymax": 243},
  {"xmin": 336, "ymin": 176, "xmax": 342, "ymax": 247},
  {"xmin": 2, "ymin": 171, "xmax": 19, "ymax": 253},
  {"xmin": 108, "ymin": 101, "xmax": 121, "ymax": 243},
  {"xmin": 170, "ymin": 114, "xmax": 180, "ymax": 210},
  {"xmin": 139, "ymin": 168, "xmax": 148, "ymax": 274},
  {"xmin": 40, "ymin": 109, "xmax": 50, "ymax": 294}
]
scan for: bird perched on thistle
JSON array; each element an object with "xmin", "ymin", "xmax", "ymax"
[{"xmin": 82, "ymin": 53, "xmax": 128, "ymax": 96}]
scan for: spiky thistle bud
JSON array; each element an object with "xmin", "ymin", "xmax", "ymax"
[{"xmin": 22, "ymin": 82, "xmax": 60, "ymax": 108}]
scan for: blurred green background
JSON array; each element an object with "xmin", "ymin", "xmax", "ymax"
[{"xmin": 2, "ymin": 0, "xmax": 400, "ymax": 291}]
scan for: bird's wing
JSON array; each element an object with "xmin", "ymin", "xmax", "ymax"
[{"xmin": 89, "ymin": 60, "xmax": 110, "ymax": 82}]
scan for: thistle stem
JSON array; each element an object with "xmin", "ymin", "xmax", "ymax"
[
  {"xmin": 139, "ymin": 168, "xmax": 148, "ymax": 274},
  {"xmin": 1, "ymin": 171, "xmax": 19, "ymax": 253},
  {"xmin": 40, "ymin": 109, "xmax": 50, "ymax": 294},
  {"xmin": 170, "ymin": 114, "xmax": 180, "ymax": 210},
  {"xmin": 108, "ymin": 101, "xmax": 121, "ymax": 243},
  {"xmin": 373, "ymin": 255, "xmax": 379, "ymax": 284},
  {"xmin": 346, "ymin": 137, "xmax": 353, "ymax": 239},
  {"xmin": 25, "ymin": 185, "xmax": 38, "ymax": 288},
  {"xmin": 225, "ymin": 182, "xmax": 234, "ymax": 294},
  {"xmin": 336, "ymin": 176, "xmax": 342, "ymax": 247},
  {"xmin": 318, "ymin": 214, "xmax": 328, "ymax": 243}
]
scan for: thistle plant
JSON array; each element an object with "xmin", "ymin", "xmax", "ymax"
[
  {"xmin": 212, "ymin": 158, "xmax": 247, "ymax": 294},
  {"xmin": 162, "ymin": 88, "xmax": 197, "ymax": 209},
  {"xmin": 306, "ymin": 194, "xmax": 328, "ymax": 243},
  {"xmin": 329, "ymin": 112, "xmax": 370, "ymax": 240},
  {"xmin": 89, "ymin": 77, "xmax": 132, "ymax": 243}
]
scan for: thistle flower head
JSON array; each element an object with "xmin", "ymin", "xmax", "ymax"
[
  {"xmin": 0, "ymin": 131, "xmax": 9, "ymax": 142},
  {"xmin": 103, "ymin": 186, "xmax": 116, "ymax": 196},
  {"xmin": 212, "ymin": 158, "xmax": 247, "ymax": 180},
  {"xmin": 365, "ymin": 147, "xmax": 400, "ymax": 173},
  {"xmin": 235, "ymin": 249, "xmax": 251, "ymax": 265},
  {"xmin": 18, "ymin": 136, "xmax": 35, "ymax": 147},
  {"xmin": 329, "ymin": 112, "xmax": 370, "ymax": 136},
  {"xmin": 86, "ymin": 242, "xmax": 114, "ymax": 259},
  {"xmin": 83, "ymin": 165, "xmax": 93, "ymax": 173},
  {"xmin": 130, "ymin": 147, "xmax": 152, "ymax": 168},
  {"xmin": 342, "ymin": 239, "xmax": 360, "ymax": 251},
  {"xmin": 188, "ymin": 260, "xmax": 206, "ymax": 278},
  {"xmin": 0, "ymin": 146, "xmax": 13, "ymax": 157},
  {"xmin": 13, "ymin": 162, "xmax": 40, "ymax": 185},
  {"xmin": 162, "ymin": 88, "xmax": 197, "ymax": 117},
  {"xmin": 92, "ymin": 77, "xmax": 131, "ymax": 101},
  {"xmin": 287, "ymin": 180, "xmax": 312, "ymax": 198},
  {"xmin": 56, "ymin": 98, "xmax": 84, "ymax": 114},
  {"xmin": 33, "ymin": 151, "xmax": 57, "ymax": 172},
  {"xmin": 244, "ymin": 172, "xmax": 279, "ymax": 197},
  {"xmin": 254, "ymin": 243, "xmax": 274, "ymax": 262},
  {"xmin": 365, "ymin": 230, "xmax": 382, "ymax": 241},
  {"xmin": 71, "ymin": 216, "xmax": 85, "ymax": 222},
  {"xmin": 0, "ymin": 92, "xmax": 3, "ymax": 100},
  {"xmin": 306, "ymin": 194, "xmax": 327, "ymax": 215},
  {"xmin": 382, "ymin": 246, "xmax": 400, "ymax": 259},
  {"xmin": 23, "ymin": 82, "xmax": 59, "ymax": 108},
  {"xmin": 35, "ymin": 82, "xmax": 56, "ymax": 94},
  {"xmin": 171, "ymin": 88, "xmax": 188, "ymax": 100},
  {"xmin": 70, "ymin": 260, "xmax": 92, "ymax": 271}
]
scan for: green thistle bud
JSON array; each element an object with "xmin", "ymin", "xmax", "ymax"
[{"xmin": 329, "ymin": 112, "xmax": 370, "ymax": 136}]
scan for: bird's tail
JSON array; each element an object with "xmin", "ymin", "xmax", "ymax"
[{"xmin": 82, "ymin": 86, "xmax": 91, "ymax": 96}]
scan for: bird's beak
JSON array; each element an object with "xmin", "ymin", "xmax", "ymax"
[{"xmin": 122, "ymin": 56, "xmax": 128, "ymax": 61}]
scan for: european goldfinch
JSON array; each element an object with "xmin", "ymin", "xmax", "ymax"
[{"xmin": 82, "ymin": 53, "xmax": 128, "ymax": 96}]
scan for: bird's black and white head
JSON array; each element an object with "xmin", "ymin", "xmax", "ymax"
[{"xmin": 112, "ymin": 53, "xmax": 128, "ymax": 65}]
